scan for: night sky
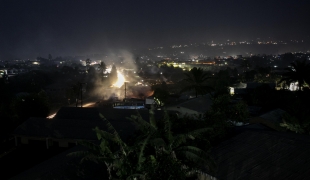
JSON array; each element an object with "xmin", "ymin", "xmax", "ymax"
[{"xmin": 0, "ymin": 0, "xmax": 309, "ymax": 59}]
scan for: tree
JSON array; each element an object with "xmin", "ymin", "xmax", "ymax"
[
  {"xmin": 70, "ymin": 108, "xmax": 214, "ymax": 179},
  {"xmin": 153, "ymin": 88, "xmax": 169, "ymax": 107},
  {"xmin": 204, "ymin": 94, "xmax": 249, "ymax": 141},
  {"xmin": 86, "ymin": 58, "xmax": 91, "ymax": 72},
  {"xmin": 181, "ymin": 67, "xmax": 213, "ymax": 98},
  {"xmin": 282, "ymin": 53, "xmax": 295, "ymax": 66},
  {"xmin": 98, "ymin": 61, "xmax": 107, "ymax": 75},
  {"xmin": 249, "ymin": 84, "xmax": 276, "ymax": 109},
  {"xmin": 240, "ymin": 59, "xmax": 251, "ymax": 72},
  {"xmin": 211, "ymin": 69, "xmax": 232, "ymax": 97},
  {"xmin": 109, "ymin": 65, "xmax": 118, "ymax": 85},
  {"xmin": 241, "ymin": 70, "xmax": 256, "ymax": 82},
  {"xmin": 130, "ymin": 109, "xmax": 214, "ymax": 179},
  {"xmin": 65, "ymin": 83, "xmax": 80, "ymax": 105},
  {"xmin": 0, "ymin": 78, "xmax": 16, "ymax": 138},
  {"xmin": 280, "ymin": 95, "xmax": 310, "ymax": 134},
  {"xmin": 280, "ymin": 59, "xmax": 310, "ymax": 91},
  {"xmin": 97, "ymin": 61, "xmax": 107, "ymax": 82},
  {"xmin": 12, "ymin": 70, "xmax": 52, "ymax": 93},
  {"xmin": 11, "ymin": 91, "xmax": 50, "ymax": 121}
]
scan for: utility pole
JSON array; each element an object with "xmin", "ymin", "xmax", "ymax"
[
  {"xmin": 77, "ymin": 82, "xmax": 86, "ymax": 107},
  {"xmin": 124, "ymin": 82, "xmax": 127, "ymax": 101},
  {"xmin": 80, "ymin": 83, "xmax": 83, "ymax": 107}
]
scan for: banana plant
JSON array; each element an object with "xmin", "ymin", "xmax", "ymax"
[{"xmin": 69, "ymin": 106, "xmax": 214, "ymax": 179}]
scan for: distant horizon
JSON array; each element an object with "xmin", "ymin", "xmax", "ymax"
[
  {"xmin": 1, "ymin": 0, "xmax": 309, "ymax": 60},
  {"xmin": 1, "ymin": 39, "xmax": 309, "ymax": 61}
]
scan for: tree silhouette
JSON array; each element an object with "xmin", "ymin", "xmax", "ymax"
[
  {"xmin": 240, "ymin": 59, "xmax": 251, "ymax": 72},
  {"xmin": 97, "ymin": 61, "xmax": 107, "ymax": 82},
  {"xmin": 109, "ymin": 65, "xmax": 117, "ymax": 85},
  {"xmin": 282, "ymin": 53, "xmax": 295, "ymax": 66},
  {"xmin": 69, "ymin": 109, "xmax": 214, "ymax": 179},
  {"xmin": 11, "ymin": 92, "xmax": 50, "ymax": 121},
  {"xmin": 280, "ymin": 59, "xmax": 310, "ymax": 91},
  {"xmin": 181, "ymin": 67, "xmax": 212, "ymax": 97},
  {"xmin": 153, "ymin": 88, "xmax": 169, "ymax": 107},
  {"xmin": 85, "ymin": 58, "xmax": 91, "ymax": 72},
  {"xmin": 204, "ymin": 94, "xmax": 249, "ymax": 141},
  {"xmin": 98, "ymin": 61, "xmax": 106, "ymax": 75}
]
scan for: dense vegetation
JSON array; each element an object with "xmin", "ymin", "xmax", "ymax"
[
  {"xmin": 1, "ymin": 55, "xmax": 310, "ymax": 179},
  {"xmin": 70, "ymin": 108, "xmax": 216, "ymax": 179}
]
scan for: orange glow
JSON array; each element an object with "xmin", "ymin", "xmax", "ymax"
[{"xmin": 112, "ymin": 71, "xmax": 126, "ymax": 88}]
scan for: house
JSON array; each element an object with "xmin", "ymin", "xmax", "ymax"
[
  {"xmin": 209, "ymin": 125, "xmax": 310, "ymax": 180},
  {"xmin": 8, "ymin": 145, "xmax": 107, "ymax": 180},
  {"xmin": 230, "ymin": 82, "xmax": 276, "ymax": 95},
  {"xmin": 7, "ymin": 107, "xmax": 178, "ymax": 179},
  {"xmin": 12, "ymin": 107, "xmax": 175, "ymax": 149},
  {"xmin": 249, "ymin": 108, "xmax": 286, "ymax": 131},
  {"xmin": 166, "ymin": 94, "xmax": 213, "ymax": 118},
  {"xmin": 10, "ymin": 107, "xmax": 310, "ymax": 180}
]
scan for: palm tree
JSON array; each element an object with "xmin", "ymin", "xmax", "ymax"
[
  {"xmin": 280, "ymin": 59, "xmax": 310, "ymax": 91},
  {"xmin": 181, "ymin": 67, "xmax": 213, "ymax": 97}
]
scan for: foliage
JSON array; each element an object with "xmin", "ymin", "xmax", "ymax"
[
  {"xmin": 70, "ymin": 108, "xmax": 214, "ymax": 179},
  {"xmin": 204, "ymin": 94, "xmax": 232, "ymax": 140},
  {"xmin": 143, "ymin": 153, "xmax": 187, "ymax": 180},
  {"xmin": 204, "ymin": 94, "xmax": 249, "ymax": 141},
  {"xmin": 85, "ymin": 58, "xmax": 91, "ymax": 66},
  {"xmin": 240, "ymin": 70, "xmax": 256, "ymax": 82},
  {"xmin": 11, "ymin": 70, "xmax": 53, "ymax": 93},
  {"xmin": 159, "ymin": 64, "xmax": 184, "ymax": 82},
  {"xmin": 98, "ymin": 61, "xmax": 107, "ymax": 74},
  {"xmin": 181, "ymin": 67, "xmax": 213, "ymax": 97},
  {"xmin": 210, "ymin": 69, "xmax": 232, "ymax": 96},
  {"xmin": 229, "ymin": 100, "xmax": 250, "ymax": 123},
  {"xmin": 282, "ymin": 53, "xmax": 295, "ymax": 65},
  {"xmin": 280, "ymin": 113, "xmax": 307, "ymax": 134},
  {"xmin": 11, "ymin": 90, "xmax": 50, "ymax": 121},
  {"xmin": 253, "ymin": 66, "xmax": 279, "ymax": 83},
  {"xmin": 153, "ymin": 88, "xmax": 169, "ymax": 107},
  {"xmin": 240, "ymin": 59, "xmax": 251, "ymax": 72},
  {"xmin": 65, "ymin": 83, "xmax": 81, "ymax": 104},
  {"xmin": 152, "ymin": 82, "xmax": 170, "ymax": 107},
  {"xmin": 98, "ymin": 61, "xmax": 107, "ymax": 82},
  {"xmin": 60, "ymin": 66, "xmax": 78, "ymax": 75},
  {"xmin": 69, "ymin": 116, "xmax": 144, "ymax": 179},
  {"xmin": 280, "ymin": 59, "xmax": 310, "ymax": 91},
  {"xmin": 204, "ymin": 110, "xmax": 231, "ymax": 141},
  {"xmin": 280, "ymin": 96, "xmax": 310, "ymax": 134},
  {"xmin": 248, "ymin": 84, "xmax": 276, "ymax": 108},
  {"xmin": 0, "ymin": 79, "xmax": 17, "ymax": 138}
]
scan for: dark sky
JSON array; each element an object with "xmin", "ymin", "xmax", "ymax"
[{"xmin": 0, "ymin": 0, "xmax": 309, "ymax": 59}]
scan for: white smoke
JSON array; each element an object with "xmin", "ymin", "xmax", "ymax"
[{"xmin": 86, "ymin": 49, "xmax": 153, "ymax": 101}]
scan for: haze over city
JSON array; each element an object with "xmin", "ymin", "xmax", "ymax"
[
  {"xmin": 1, "ymin": 0, "xmax": 310, "ymax": 59},
  {"xmin": 2, "ymin": 1, "xmax": 310, "ymax": 180}
]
